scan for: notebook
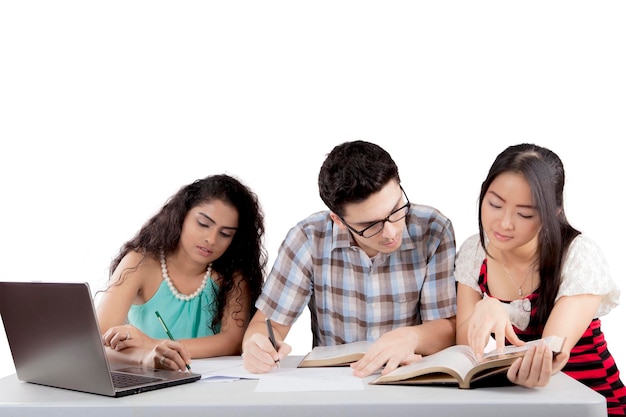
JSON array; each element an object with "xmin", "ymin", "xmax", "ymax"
[{"xmin": 0, "ymin": 281, "xmax": 201, "ymax": 397}]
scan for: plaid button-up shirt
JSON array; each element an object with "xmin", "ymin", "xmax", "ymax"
[{"xmin": 257, "ymin": 204, "xmax": 457, "ymax": 347}]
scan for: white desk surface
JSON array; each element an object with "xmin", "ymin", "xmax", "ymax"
[{"xmin": 0, "ymin": 356, "xmax": 606, "ymax": 417}]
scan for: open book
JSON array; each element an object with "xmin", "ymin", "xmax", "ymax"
[
  {"xmin": 369, "ymin": 335, "xmax": 564, "ymax": 389},
  {"xmin": 297, "ymin": 341, "xmax": 373, "ymax": 368}
]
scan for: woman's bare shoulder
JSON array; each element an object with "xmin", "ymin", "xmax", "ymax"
[{"xmin": 112, "ymin": 250, "xmax": 159, "ymax": 284}]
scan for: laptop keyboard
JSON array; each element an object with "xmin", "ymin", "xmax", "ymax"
[{"xmin": 111, "ymin": 371, "xmax": 162, "ymax": 388}]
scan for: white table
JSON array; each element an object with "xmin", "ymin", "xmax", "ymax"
[{"xmin": 0, "ymin": 356, "xmax": 607, "ymax": 417}]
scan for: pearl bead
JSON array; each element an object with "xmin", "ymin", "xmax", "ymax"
[{"xmin": 160, "ymin": 250, "xmax": 211, "ymax": 301}]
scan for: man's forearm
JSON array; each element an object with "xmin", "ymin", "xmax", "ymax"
[{"xmin": 412, "ymin": 317, "xmax": 456, "ymax": 355}]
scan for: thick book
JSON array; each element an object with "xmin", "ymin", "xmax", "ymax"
[
  {"xmin": 369, "ymin": 335, "xmax": 564, "ymax": 389},
  {"xmin": 297, "ymin": 341, "xmax": 373, "ymax": 368}
]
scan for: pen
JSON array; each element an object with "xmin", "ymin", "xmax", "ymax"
[
  {"xmin": 155, "ymin": 311, "xmax": 191, "ymax": 371},
  {"xmin": 265, "ymin": 318, "xmax": 280, "ymax": 366}
]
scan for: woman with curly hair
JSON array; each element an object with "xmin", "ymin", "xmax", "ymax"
[{"xmin": 97, "ymin": 174, "xmax": 266, "ymax": 371}]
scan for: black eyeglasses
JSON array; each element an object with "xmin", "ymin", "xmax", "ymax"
[{"xmin": 339, "ymin": 187, "xmax": 410, "ymax": 238}]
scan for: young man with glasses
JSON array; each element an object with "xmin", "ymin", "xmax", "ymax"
[{"xmin": 242, "ymin": 140, "xmax": 457, "ymax": 377}]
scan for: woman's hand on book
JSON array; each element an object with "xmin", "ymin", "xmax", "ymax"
[
  {"xmin": 506, "ymin": 343, "xmax": 553, "ymax": 387},
  {"xmin": 467, "ymin": 297, "xmax": 524, "ymax": 360},
  {"xmin": 506, "ymin": 341, "xmax": 570, "ymax": 388}
]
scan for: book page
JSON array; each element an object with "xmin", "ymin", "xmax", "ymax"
[
  {"xmin": 371, "ymin": 335, "xmax": 564, "ymax": 387},
  {"xmin": 374, "ymin": 345, "xmax": 478, "ymax": 383},
  {"xmin": 481, "ymin": 335, "xmax": 564, "ymax": 363}
]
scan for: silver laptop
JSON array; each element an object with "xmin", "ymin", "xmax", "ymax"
[{"xmin": 0, "ymin": 281, "xmax": 201, "ymax": 397}]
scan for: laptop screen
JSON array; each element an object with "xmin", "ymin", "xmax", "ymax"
[{"xmin": 0, "ymin": 281, "xmax": 200, "ymax": 397}]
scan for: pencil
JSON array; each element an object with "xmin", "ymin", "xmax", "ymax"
[{"xmin": 155, "ymin": 311, "xmax": 192, "ymax": 371}]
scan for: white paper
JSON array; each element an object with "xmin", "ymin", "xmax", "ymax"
[
  {"xmin": 191, "ymin": 357, "xmax": 256, "ymax": 383},
  {"xmin": 254, "ymin": 367, "xmax": 365, "ymax": 392},
  {"xmin": 190, "ymin": 357, "xmax": 367, "ymax": 391}
]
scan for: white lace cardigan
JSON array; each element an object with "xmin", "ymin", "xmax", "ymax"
[{"xmin": 455, "ymin": 234, "xmax": 621, "ymax": 330}]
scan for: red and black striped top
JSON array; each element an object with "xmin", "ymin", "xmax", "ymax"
[{"xmin": 478, "ymin": 258, "xmax": 626, "ymax": 416}]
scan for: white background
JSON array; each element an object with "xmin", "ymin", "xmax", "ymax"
[{"xmin": 0, "ymin": 1, "xmax": 624, "ymax": 379}]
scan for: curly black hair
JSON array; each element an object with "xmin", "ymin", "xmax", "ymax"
[{"xmin": 108, "ymin": 174, "xmax": 267, "ymax": 331}]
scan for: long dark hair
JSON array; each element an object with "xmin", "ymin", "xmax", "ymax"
[
  {"xmin": 478, "ymin": 144, "xmax": 580, "ymax": 325},
  {"xmin": 109, "ymin": 174, "xmax": 267, "ymax": 330}
]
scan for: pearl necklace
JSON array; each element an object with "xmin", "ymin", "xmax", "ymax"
[{"xmin": 160, "ymin": 251, "xmax": 212, "ymax": 301}]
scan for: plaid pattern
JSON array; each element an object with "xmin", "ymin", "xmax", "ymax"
[{"xmin": 256, "ymin": 204, "xmax": 457, "ymax": 347}]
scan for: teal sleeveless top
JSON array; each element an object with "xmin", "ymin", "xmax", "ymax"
[{"xmin": 127, "ymin": 279, "xmax": 221, "ymax": 339}]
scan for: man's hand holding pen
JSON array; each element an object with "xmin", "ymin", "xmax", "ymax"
[{"xmin": 242, "ymin": 319, "xmax": 292, "ymax": 374}]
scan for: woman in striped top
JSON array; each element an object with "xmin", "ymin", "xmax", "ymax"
[{"xmin": 455, "ymin": 143, "xmax": 625, "ymax": 415}]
